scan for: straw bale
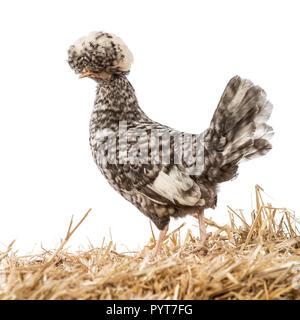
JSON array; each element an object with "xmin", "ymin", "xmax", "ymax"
[{"xmin": 0, "ymin": 186, "xmax": 299, "ymax": 300}]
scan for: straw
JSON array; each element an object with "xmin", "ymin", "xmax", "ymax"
[{"xmin": 0, "ymin": 188, "xmax": 299, "ymax": 300}]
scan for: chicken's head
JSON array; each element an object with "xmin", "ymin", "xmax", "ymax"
[{"xmin": 67, "ymin": 31, "xmax": 133, "ymax": 80}]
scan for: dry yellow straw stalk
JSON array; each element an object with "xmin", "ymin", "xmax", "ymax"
[{"xmin": 0, "ymin": 187, "xmax": 299, "ymax": 300}]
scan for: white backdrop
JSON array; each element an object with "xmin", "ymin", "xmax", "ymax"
[{"xmin": 0, "ymin": 0, "xmax": 299, "ymax": 254}]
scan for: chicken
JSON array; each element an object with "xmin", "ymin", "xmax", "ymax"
[{"xmin": 67, "ymin": 31, "xmax": 274, "ymax": 255}]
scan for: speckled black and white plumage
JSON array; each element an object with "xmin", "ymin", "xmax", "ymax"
[
  {"xmin": 68, "ymin": 31, "xmax": 274, "ymax": 232},
  {"xmin": 68, "ymin": 31, "xmax": 133, "ymax": 76}
]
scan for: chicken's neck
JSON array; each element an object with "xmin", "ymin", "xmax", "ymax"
[{"xmin": 90, "ymin": 75, "xmax": 148, "ymax": 133}]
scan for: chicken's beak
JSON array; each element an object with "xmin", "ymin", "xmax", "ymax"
[
  {"xmin": 79, "ymin": 68, "xmax": 93, "ymax": 79},
  {"xmin": 79, "ymin": 69, "xmax": 112, "ymax": 80}
]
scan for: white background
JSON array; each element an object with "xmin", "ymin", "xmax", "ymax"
[{"xmin": 0, "ymin": 0, "xmax": 299, "ymax": 254}]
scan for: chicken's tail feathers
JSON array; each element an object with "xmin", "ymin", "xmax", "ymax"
[{"xmin": 203, "ymin": 75, "xmax": 274, "ymax": 183}]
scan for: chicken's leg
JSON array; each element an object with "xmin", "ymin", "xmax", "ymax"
[
  {"xmin": 198, "ymin": 208, "xmax": 207, "ymax": 245},
  {"xmin": 180, "ymin": 208, "xmax": 210, "ymax": 256},
  {"xmin": 191, "ymin": 208, "xmax": 211, "ymax": 253},
  {"xmin": 153, "ymin": 223, "xmax": 169, "ymax": 256}
]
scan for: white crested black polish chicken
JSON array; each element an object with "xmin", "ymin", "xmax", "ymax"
[{"xmin": 67, "ymin": 32, "xmax": 274, "ymax": 255}]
